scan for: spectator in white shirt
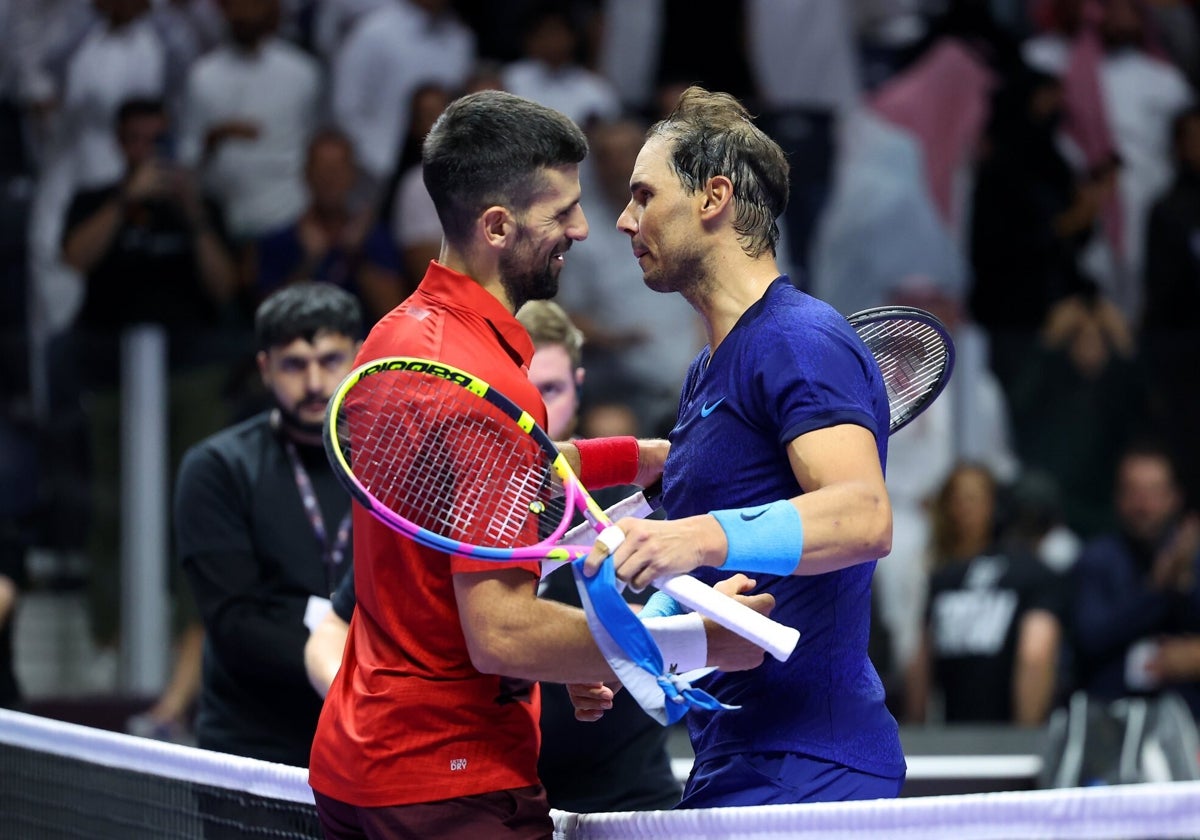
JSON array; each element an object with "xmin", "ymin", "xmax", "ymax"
[
  {"xmin": 177, "ymin": 0, "xmax": 322, "ymax": 241},
  {"xmin": 61, "ymin": 0, "xmax": 167, "ymax": 189},
  {"xmin": 501, "ymin": 4, "xmax": 620, "ymax": 130},
  {"xmin": 27, "ymin": 0, "xmax": 166, "ymax": 348},
  {"xmin": 330, "ymin": 0, "xmax": 474, "ymax": 190}
]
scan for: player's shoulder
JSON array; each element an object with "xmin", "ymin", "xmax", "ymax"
[
  {"xmin": 357, "ymin": 301, "xmax": 440, "ymax": 360},
  {"xmin": 755, "ymin": 279, "xmax": 857, "ymax": 345}
]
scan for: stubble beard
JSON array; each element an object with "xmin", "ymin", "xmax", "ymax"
[
  {"xmin": 643, "ymin": 241, "xmax": 708, "ymax": 301},
  {"xmin": 500, "ymin": 239, "xmax": 561, "ymax": 312}
]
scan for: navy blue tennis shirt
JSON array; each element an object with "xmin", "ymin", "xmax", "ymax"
[{"xmin": 662, "ymin": 276, "xmax": 905, "ymax": 779}]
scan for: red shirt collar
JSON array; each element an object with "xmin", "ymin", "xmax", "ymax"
[{"xmin": 415, "ymin": 260, "xmax": 535, "ymax": 366}]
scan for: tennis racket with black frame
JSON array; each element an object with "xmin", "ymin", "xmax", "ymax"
[{"xmin": 846, "ymin": 304, "xmax": 955, "ymax": 435}]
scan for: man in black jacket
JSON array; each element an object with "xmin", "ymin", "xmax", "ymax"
[{"xmin": 176, "ymin": 282, "xmax": 362, "ymax": 766}]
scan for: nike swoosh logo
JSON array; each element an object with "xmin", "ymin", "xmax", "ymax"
[
  {"xmin": 740, "ymin": 507, "xmax": 769, "ymax": 522},
  {"xmin": 700, "ymin": 397, "xmax": 725, "ymax": 417}
]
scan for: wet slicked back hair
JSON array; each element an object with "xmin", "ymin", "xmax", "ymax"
[
  {"xmin": 422, "ymin": 90, "xmax": 588, "ymax": 245},
  {"xmin": 649, "ymin": 86, "xmax": 789, "ymax": 258}
]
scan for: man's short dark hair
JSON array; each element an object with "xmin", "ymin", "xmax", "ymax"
[
  {"xmin": 255, "ymin": 282, "xmax": 364, "ymax": 351},
  {"xmin": 421, "ymin": 89, "xmax": 588, "ymax": 245}
]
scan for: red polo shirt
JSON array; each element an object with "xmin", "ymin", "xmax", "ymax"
[{"xmin": 309, "ymin": 261, "xmax": 546, "ymax": 806}]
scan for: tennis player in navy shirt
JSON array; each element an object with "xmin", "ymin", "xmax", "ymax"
[{"xmin": 575, "ymin": 86, "xmax": 906, "ymax": 806}]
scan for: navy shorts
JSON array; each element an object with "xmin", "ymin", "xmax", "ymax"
[{"xmin": 677, "ymin": 751, "xmax": 905, "ymax": 808}]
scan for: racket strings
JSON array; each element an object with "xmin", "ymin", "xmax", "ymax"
[
  {"xmin": 339, "ymin": 371, "xmax": 561, "ymax": 547},
  {"xmin": 857, "ymin": 319, "xmax": 950, "ymax": 428}
]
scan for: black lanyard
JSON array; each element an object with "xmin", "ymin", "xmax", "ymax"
[{"xmin": 283, "ymin": 437, "xmax": 351, "ymax": 594}]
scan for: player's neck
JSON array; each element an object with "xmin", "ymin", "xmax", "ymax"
[
  {"xmin": 699, "ymin": 253, "xmax": 781, "ymax": 351},
  {"xmin": 434, "ymin": 249, "xmax": 514, "ymax": 312}
]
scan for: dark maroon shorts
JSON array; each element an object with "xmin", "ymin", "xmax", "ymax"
[{"xmin": 313, "ymin": 784, "xmax": 554, "ymax": 840}]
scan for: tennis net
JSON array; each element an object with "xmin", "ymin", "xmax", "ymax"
[
  {"xmin": 0, "ymin": 709, "xmax": 319, "ymax": 839},
  {"xmin": 4, "ymin": 708, "xmax": 1200, "ymax": 839}
]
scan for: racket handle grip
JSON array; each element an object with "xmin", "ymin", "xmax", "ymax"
[{"xmin": 655, "ymin": 573, "xmax": 799, "ymax": 662}]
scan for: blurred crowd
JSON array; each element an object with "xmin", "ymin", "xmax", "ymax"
[{"xmin": 0, "ymin": 0, "xmax": 1198, "ymax": 741}]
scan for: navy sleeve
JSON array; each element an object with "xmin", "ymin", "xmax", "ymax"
[{"xmin": 758, "ymin": 313, "xmax": 882, "ymax": 446}]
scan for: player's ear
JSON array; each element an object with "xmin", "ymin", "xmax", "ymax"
[
  {"xmin": 481, "ymin": 206, "xmax": 514, "ymax": 248},
  {"xmin": 699, "ymin": 175, "xmax": 732, "ymax": 219}
]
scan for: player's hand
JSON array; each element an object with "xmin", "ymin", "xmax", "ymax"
[
  {"xmin": 703, "ymin": 574, "xmax": 774, "ymax": 672},
  {"xmin": 585, "ymin": 514, "xmax": 726, "ymax": 591},
  {"xmin": 566, "ymin": 681, "xmax": 618, "ymax": 722}
]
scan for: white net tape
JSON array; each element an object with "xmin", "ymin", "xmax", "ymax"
[
  {"xmin": 0, "ymin": 708, "xmax": 312, "ymax": 805},
  {"xmin": 4, "ymin": 709, "xmax": 1200, "ymax": 839},
  {"xmin": 552, "ymin": 782, "xmax": 1200, "ymax": 839}
]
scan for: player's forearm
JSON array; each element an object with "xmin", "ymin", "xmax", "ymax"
[
  {"xmin": 462, "ymin": 595, "xmax": 618, "ymax": 684},
  {"xmin": 786, "ymin": 482, "xmax": 892, "ymax": 575},
  {"xmin": 456, "ymin": 565, "xmax": 765, "ymax": 683},
  {"xmin": 465, "ymin": 588, "xmax": 757, "ymax": 683},
  {"xmin": 587, "ymin": 483, "xmax": 890, "ymax": 588}
]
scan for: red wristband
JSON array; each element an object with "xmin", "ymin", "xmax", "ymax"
[{"xmin": 574, "ymin": 436, "xmax": 640, "ymax": 488}]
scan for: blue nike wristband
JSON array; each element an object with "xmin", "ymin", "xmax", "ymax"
[{"xmin": 710, "ymin": 500, "xmax": 803, "ymax": 576}]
